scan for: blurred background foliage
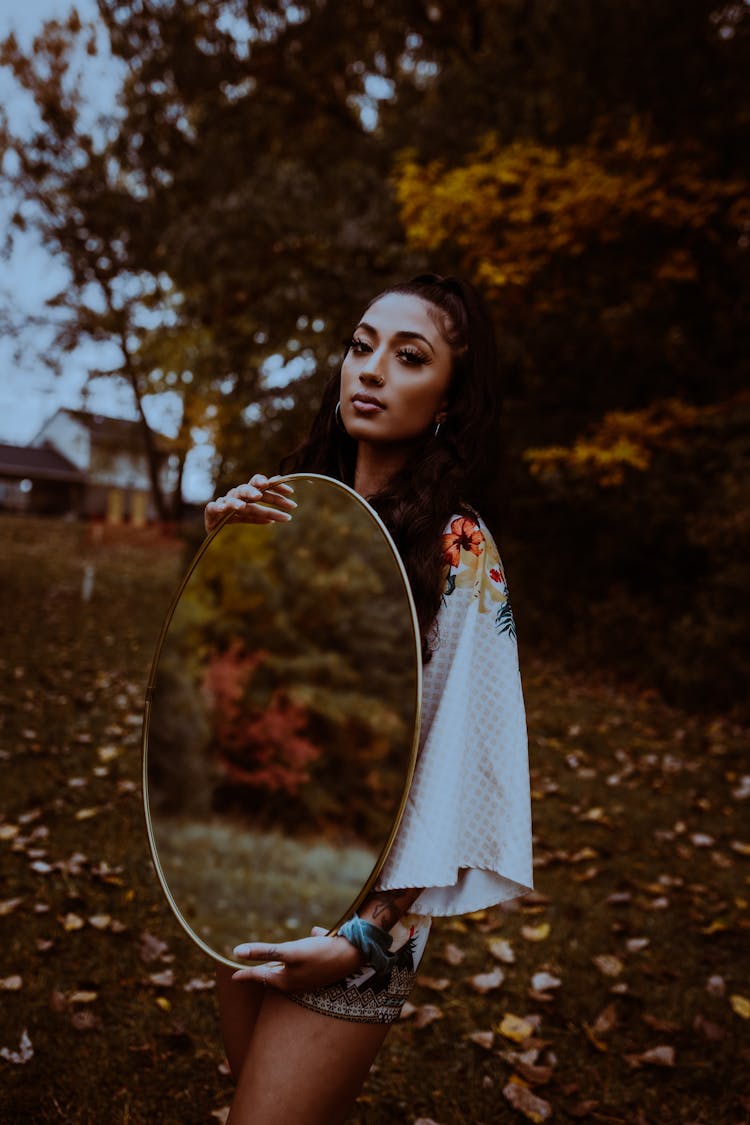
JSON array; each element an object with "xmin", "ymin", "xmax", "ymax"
[
  {"xmin": 1, "ymin": 0, "xmax": 748, "ymax": 714},
  {"xmin": 148, "ymin": 478, "xmax": 418, "ymax": 845}
]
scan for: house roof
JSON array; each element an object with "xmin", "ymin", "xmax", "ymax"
[
  {"xmin": 56, "ymin": 409, "xmax": 174, "ymax": 452},
  {"xmin": 0, "ymin": 442, "xmax": 87, "ymax": 483}
]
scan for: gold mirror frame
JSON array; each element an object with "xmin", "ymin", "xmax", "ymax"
[{"xmin": 141, "ymin": 473, "xmax": 422, "ymax": 967}]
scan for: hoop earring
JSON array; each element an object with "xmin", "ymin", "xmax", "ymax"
[{"xmin": 335, "ymin": 401, "xmax": 347, "ymax": 432}]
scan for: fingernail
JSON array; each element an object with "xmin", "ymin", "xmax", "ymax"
[{"xmin": 233, "ymin": 944, "xmax": 250, "ymax": 955}]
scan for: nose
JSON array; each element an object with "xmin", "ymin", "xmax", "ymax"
[{"xmin": 360, "ymin": 349, "xmax": 385, "ymax": 386}]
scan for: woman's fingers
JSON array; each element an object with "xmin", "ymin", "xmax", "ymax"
[
  {"xmin": 232, "ymin": 942, "xmax": 286, "ymax": 961},
  {"xmin": 204, "ymin": 476, "xmax": 296, "ymax": 533},
  {"xmin": 230, "ymin": 943, "xmax": 291, "ymax": 987},
  {"xmin": 230, "ymin": 962, "xmax": 289, "ymax": 987}
]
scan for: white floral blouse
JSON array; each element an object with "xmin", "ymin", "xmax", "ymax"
[{"xmin": 376, "ymin": 512, "xmax": 534, "ymax": 916}]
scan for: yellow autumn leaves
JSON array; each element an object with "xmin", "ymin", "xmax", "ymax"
[{"xmin": 393, "ymin": 118, "xmax": 748, "ymax": 299}]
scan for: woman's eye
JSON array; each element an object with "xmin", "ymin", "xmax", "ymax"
[
  {"xmin": 347, "ymin": 336, "xmax": 371, "ymax": 354},
  {"xmin": 398, "ymin": 348, "xmax": 428, "ymax": 366}
]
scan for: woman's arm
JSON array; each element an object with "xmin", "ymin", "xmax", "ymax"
[{"xmin": 357, "ymin": 886, "xmax": 422, "ymax": 931}]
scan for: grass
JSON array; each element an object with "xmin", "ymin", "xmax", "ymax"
[
  {"xmin": 151, "ymin": 817, "xmax": 376, "ymax": 954},
  {"xmin": 1, "ymin": 515, "xmax": 748, "ymax": 1124}
]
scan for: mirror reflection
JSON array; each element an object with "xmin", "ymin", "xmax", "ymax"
[{"xmin": 143, "ymin": 474, "xmax": 421, "ymax": 964}]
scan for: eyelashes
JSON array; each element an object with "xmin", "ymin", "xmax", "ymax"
[{"xmin": 344, "ymin": 336, "xmax": 429, "ymax": 365}]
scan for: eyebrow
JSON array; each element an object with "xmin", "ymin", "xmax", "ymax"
[{"xmin": 356, "ymin": 321, "xmax": 435, "ymax": 353}]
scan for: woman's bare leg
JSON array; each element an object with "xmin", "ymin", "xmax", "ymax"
[
  {"xmin": 226, "ymin": 989, "xmax": 391, "ymax": 1125},
  {"xmin": 215, "ymin": 965, "xmax": 265, "ymax": 1080}
]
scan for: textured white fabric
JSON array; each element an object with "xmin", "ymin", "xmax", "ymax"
[{"xmin": 376, "ymin": 513, "xmax": 534, "ymax": 916}]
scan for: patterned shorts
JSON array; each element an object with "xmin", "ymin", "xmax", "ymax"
[{"xmin": 286, "ymin": 913, "xmax": 432, "ymax": 1025}]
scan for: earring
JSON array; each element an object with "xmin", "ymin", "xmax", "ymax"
[
  {"xmin": 335, "ymin": 401, "xmax": 346, "ymax": 432},
  {"xmin": 433, "ymin": 419, "xmax": 443, "ymax": 438}
]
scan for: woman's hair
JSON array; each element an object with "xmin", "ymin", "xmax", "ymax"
[{"xmin": 280, "ymin": 273, "xmax": 503, "ymax": 658}]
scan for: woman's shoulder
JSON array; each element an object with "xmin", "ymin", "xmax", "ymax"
[
  {"xmin": 440, "ymin": 507, "xmax": 498, "ymax": 568},
  {"xmin": 439, "ymin": 508, "xmax": 514, "ymax": 629}
]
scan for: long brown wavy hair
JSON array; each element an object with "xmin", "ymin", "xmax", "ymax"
[{"xmin": 281, "ymin": 274, "xmax": 504, "ymax": 658}]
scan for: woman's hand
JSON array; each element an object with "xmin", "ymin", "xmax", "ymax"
[
  {"xmin": 230, "ymin": 932, "xmax": 365, "ymax": 992},
  {"xmin": 204, "ymin": 474, "xmax": 297, "ymax": 535}
]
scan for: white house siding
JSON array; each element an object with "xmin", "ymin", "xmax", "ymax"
[
  {"xmin": 29, "ymin": 408, "xmax": 176, "ymax": 523},
  {"xmin": 33, "ymin": 412, "xmax": 91, "ymax": 472}
]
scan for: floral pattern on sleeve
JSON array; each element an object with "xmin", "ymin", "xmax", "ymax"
[{"xmin": 441, "ymin": 515, "xmax": 517, "ymax": 641}]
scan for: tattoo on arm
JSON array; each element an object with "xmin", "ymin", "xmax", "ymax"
[{"xmin": 358, "ymin": 887, "xmax": 422, "ymax": 932}]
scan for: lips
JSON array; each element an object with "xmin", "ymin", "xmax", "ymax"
[{"xmin": 352, "ymin": 393, "xmax": 385, "ymax": 409}]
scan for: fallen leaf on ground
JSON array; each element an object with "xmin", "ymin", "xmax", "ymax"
[
  {"xmin": 61, "ymin": 913, "xmax": 85, "ymax": 932},
  {"xmin": 184, "ymin": 977, "xmax": 215, "ymax": 991},
  {"xmin": 412, "ymin": 1004, "xmax": 443, "ymax": 1029},
  {"xmin": 488, "ymin": 938, "xmax": 515, "ymax": 963},
  {"xmin": 531, "ymin": 972, "xmax": 561, "ymax": 992},
  {"xmin": 503, "ymin": 1079, "xmax": 553, "ymax": 1121},
  {"xmin": 74, "ymin": 807, "xmax": 102, "ymax": 821},
  {"xmin": 692, "ymin": 1013, "xmax": 726, "ymax": 1041},
  {"xmin": 592, "ymin": 954, "xmax": 624, "ymax": 977},
  {"xmin": 467, "ymin": 1030, "xmax": 495, "ymax": 1049},
  {"xmin": 97, "ymin": 745, "xmax": 121, "ymax": 762},
  {"xmin": 88, "ymin": 914, "xmax": 112, "ymax": 930},
  {"xmin": 155, "ymin": 996, "xmax": 171, "ymax": 1012},
  {"xmin": 0, "ymin": 976, "xmax": 22, "ymax": 991},
  {"xmin": 468, "ymin": 967, "xmax": 505, "ymax": 993},
  {"xmin": 148, "ymin": 970, "xmax": 175, "ymax": 988},
  {"xmin": 442, "ymin": 942, "xmax": 465, "ymax": 966},
  {"xmin": 521, "ymin": 923, "xmax": 550, "ymax": 942},
  {"xmin": 706, "ymin": 974, "xmax": 725, "ymax": 997},
  {"xmin": 730, "ymin": 994, "xmax": 750, "ymax": 1019},
  {"xmin": 0, "ymin": 898, "xmax": 22, "ymax": 916},
  {"xmin": 209, "ymin": 1108, "xmax": 230, "ymax": 1124},
  {"xmin": 625, "ymin": 1044, "xmax": 676, "ymax": 1067},
  {"xmin": 514, "ymin": 1060, "xmax": 554, "ymax": 1085},
  {"xmin": 591, "ymin": 1002, "xmax": 618, "ymax": 1035},
  {"xmin": 139, "ymin": 931, "xmax": 170, "ymax": 963},
  {"xmin": 417, "ymin": 975, "xmax": 450, "ymax": 992},
  {"xmin": 0, "ymin": 825, "xmax": 20, "ymax": 841},
  {"xmin": 0, "ymin": 1029, "xmax": 33, "ymax": 1064},
  {"xmin": 399, "ymin": 1001, "xmax": 417, "ymax": 1020},
  {"xmin": 68, "ymin": 990, "xmax": 98, "ymax": 1004},
  {"xmin": 497, "ymin": 1013, "xmax": 536, "ymax": 1042}
]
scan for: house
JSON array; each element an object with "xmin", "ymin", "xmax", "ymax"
[
  {"xmin": 0, "ymin": 441, "xmax": 86, "ymax": 515},
  {"xmin": 0, "ymin": 408, "xmax": 176, "ymax": 524}
]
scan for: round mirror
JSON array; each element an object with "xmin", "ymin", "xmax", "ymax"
[{"xmin": 142, "ymin": 474, "xmax": 422, "ymax": 967}]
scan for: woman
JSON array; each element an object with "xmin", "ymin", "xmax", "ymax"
[{"xmin": 203, "ymin": 274, "xmax": 533, "ymax": 1124}]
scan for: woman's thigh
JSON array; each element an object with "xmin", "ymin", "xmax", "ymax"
[
  {"xmin": 226, "ymin": 988, "xmax": 391, "ymax": 1125},
  {"xmin": 215, "ymin": 965, "xmax": 264, "ymax": 1080}
]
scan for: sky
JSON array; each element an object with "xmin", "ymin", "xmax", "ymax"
[{"xmin": 0, "ymin": 0, "xmax": 214, "ymax": 498}]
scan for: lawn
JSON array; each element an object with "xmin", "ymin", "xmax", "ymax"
[{"xmin": 1, "ymin": 515, "xmax": 748, "ymax": 1124}]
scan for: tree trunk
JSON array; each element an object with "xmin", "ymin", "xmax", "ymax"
[{"xmin": 121, "ymin": 355, "xmax": 169, "ymax": 522}]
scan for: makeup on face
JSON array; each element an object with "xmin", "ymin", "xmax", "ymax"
[{"xmin": 340, "ymin": 293, "xmax": 453, "ymax": 445}]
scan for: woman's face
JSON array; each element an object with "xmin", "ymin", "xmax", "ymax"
[{"xmin": 339, "ymin": 292, "xmax": 454, "ymax": 445}]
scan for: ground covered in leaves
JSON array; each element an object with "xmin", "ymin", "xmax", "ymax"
[{"xmin": 1, "ymin": 516, "xmax": 748, "ymax": 1124}]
